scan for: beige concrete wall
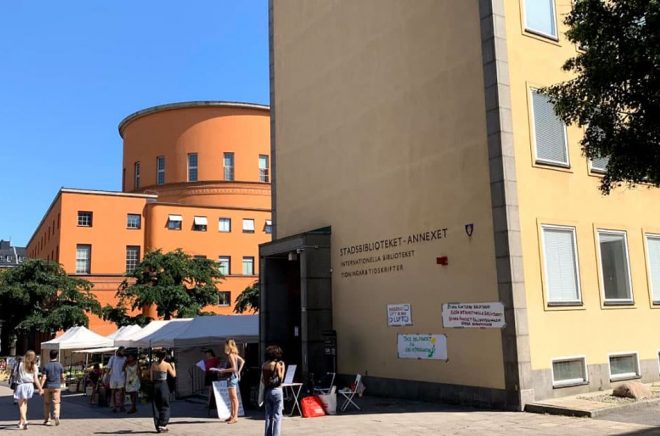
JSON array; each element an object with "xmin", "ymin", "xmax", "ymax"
[{"xmin": 272, "ymin": 0, "xmax": 505, "ymax": 389}]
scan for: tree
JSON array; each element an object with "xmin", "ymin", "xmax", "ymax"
[
  {"xmin": 233, "ymin": 281, "xmax": 260, "ymax": 314},
  {"xmin": 543, "ymin": 0, "xmax": 660, "ymax": 193},
  {"xmin": 100, "ymin": 305, "xmax": 152, "ymax": 328},
  {"xmin": 0, "ymin": 259, "xmax": 101, "ymax": 334},
  {"xmin": 111, "ymin": 249, "xmax": 223, "ymax": 320}
]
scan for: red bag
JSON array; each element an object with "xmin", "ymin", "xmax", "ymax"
[{"xmin": 301, "ymin": 396, "xmax": 326, "ymax": 418}]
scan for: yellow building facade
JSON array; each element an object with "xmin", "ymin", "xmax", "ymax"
[{"xmin": 262, "ymin": 0, "xmax": 660, "ymax": 410}]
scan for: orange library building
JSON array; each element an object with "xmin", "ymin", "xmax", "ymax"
[{"xmin": 26, "ymin": 101, "xmax": 271, "ymax": 334}]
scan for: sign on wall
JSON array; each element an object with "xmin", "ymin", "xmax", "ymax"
[
  {"xmin": 387, "ymin": 304, "xmax": 412, "ymax": 326},
  {"xmin": 441, "ymin": 302, "xmax": 505, "ymax": 328},
  {"xmin": 397, "ymin": 334, "xmax": 447, "ymax": 360}
]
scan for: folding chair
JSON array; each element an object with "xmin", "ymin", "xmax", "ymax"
[
  {"xmin": 313, "ymin": 372, "xmax": 336, "ymax": 395},
  {"xmin": 338, "ymin": 374, "xmax": 361, "ymax": 411}
]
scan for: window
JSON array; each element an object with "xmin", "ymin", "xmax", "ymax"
[
  {"xmin": 218, "ymin": 256, "xmax": 231, "ymax": 276},
  {"xmin": 76, "ymin": 244, "xmax": 91, "ymax": 274},
  {"xmin": 609, "ymin": 353, "xmax": 640, "ymax": 381},
  {"xmin": 243, "ymin": 256, "xmax": 255, "ymax": 275},
  {"xmin": 127, "ymin": 214, "xmax": 141, "ymax": 229},
  {"xmin": 218, "ymin": 291, "xmax": 231, "ymax": 307},
  {"xmin": 552, "ymin": 357, "xmax": 588, "ymax": 387},
  {"xmin": 242, "ymin": 218, "xmax": 255, "ymax": 233},
  {"xmin": 224, "ymin": 152, "xmax": 234, "ymax": 181},
  {"xmin": 126, "ymin": 246, "xmax": 140, "ymax": 273},
  {"xmin": 590, "ymin": 156, "xmax": 609, "ymax": 173},
  {"xmin": 264, "ymin": 219, "xmax": 273, "ymax": 234},
  {"xmin": 645, "ymin": 235, "xmax": 660, "ymax": 304},
  {"xmin": 192, "ymin": 216, "xmax": 208, "ymax": 232},
  {"xmin": 134, "ymin": 161, "xmax": 141, "ymax": 190},
  {"xmin": 541, "ymin": 226, "xmax": 581, "ymax": 304},
  {"xmin": 259, "ymin": 155, "xmax": 269, "ymax": 182},
  {"xmin": 219, "ymin": 218, "xmax": 231, "ymax": 232},
  {"xmin": 524, "ymin": 0, "xmax": 557, "ymax": 39},
  {"xmin": 157, "ymin": 156, "xmax": 165, "ymax": 185},
  {"xmin": 597, "ymin": 230, "xmax": 633, "ymax": 304},
  {"xmin": 77, "ymin": 211, "xmax": 93, "ymax": 227},
  {"xmin": 167, "ymin": 214, "xmax": 183, "ymax": 230},
  {"xmin": 531, "ymin": 90, "xmax": 568, "ymax": 166},
  {"xmin": 188, "ymin": 153, "xmax": 198, "ymax": 182}
]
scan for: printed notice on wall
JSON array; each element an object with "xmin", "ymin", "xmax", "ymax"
[
  {"xmin": 387, "ymin": 304, "xmax": 412, "ymax": 326},
  {"xmin": 441, "ymin": 302, "xmax": 505, "ymax": 328},
  {"xmin": 397, "ymin": 334, "xmax": 447, "ymax": 360}
]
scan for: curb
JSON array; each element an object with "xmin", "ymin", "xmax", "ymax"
[{"xmin": 525, "ymin": 396, "xmax": 660, "ymax": 418}]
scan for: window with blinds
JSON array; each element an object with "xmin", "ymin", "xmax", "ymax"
[
  {"xmin": 590, "ymin": 156, "xmax": 609, "ymax": 173},
  {"xmin": 542, "ymin": 226, "xmax": 581, "ymax": 304},
  {"xmin": 531, "ymin": 90, "xmax": 568, "ymax": 166},
  {"xmin": 646, "ymin": 235, "xmax": 660, "ymax": 304},
  {"xmin": 598, "ymin": 230, "xmax": 633, "ymax": 303},
  {"xmin": 609, "ymin": 353, "xmax": 639, "ymax": 381},
  {"xmin": 552, "ymin": 357, "xmax": 587, "ymax": 387}
]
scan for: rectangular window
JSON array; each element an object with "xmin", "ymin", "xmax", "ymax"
[
  {"xmin": 598, "ymin": 230, "xmax": 633, "ymax": 303},
  {"xmin": 218, "ymin": 256, "xmax": 231, "ymax": 276},
  {"xmin": 224, "ymin": 152, "xmax": 235, "ymax": 181},
  {"xmin": 157, "ymin": 155, "xmax": 165, "ymax": 185},
  {"xmin": 192, "ymin": 216, "xmax": 208, "ymax": 232},
  {"xmin": 76, "ymin": 244, "xmax": 91, "ymax": 274},
  {"xmin": 552, "ymin": 357, "xmax": 588, "ymax": 387},
  {"xmin": 127, "ymin": 214, "xmax": 141, "ymax": 229},
  {"xmin": 542, "ymin": 226, "xmax": 581, "ymax": 304},
  {"xmin": 609, "ymin": 353, "xmax": 640, "ymax": 381},
  {"xmin": 134, "ymin": 161, "xmax": 141, "ymax": 190},
  {"xmin": 218, "ymin": 291, "xmax": 231, "ymax": 307},
  {"xmin": 524, "ymin": 0, "xmax": 557, "ymax": 39},
  {"xmin": 188, "ymin": 153, "xmax": 198, "ymax": 182},
  {"xmin": 264, "ymin": 219, "xmax": 273, "ymax": 234},
  {"xmin": 531, "ymin": 90, "xmax": 569, "ymax": 166},
  {"xmin": 242, "ymin": 256, "xmax": 255, "ymax": 275},
  {"xmin": 167, "ymin": 214, "xmax": 183, "ymax": 230},
  {"xmin": 242, "ymin": 218, "xmax": 255, "ymax": 233},
  {"xmin": 646, "ymin": 235, "xmax": 660, "ymax": 304},
  {"xmin": 259, "ymin": 155, "xmax": 269, "ymax": 182},
  {"xmin": 219, "ymin": 217, "xmax": 231, "ymax": 232},
  {"xmin": 77, "ymin": 211, "xmax": 93, "ymax": 227},
  {"xmin": 125, "ymin": 246, "xmax": 140, "ymax": 273},
  {"xmin": 590, "ymin": 156, "xmax": 609, "ymax": 173}
]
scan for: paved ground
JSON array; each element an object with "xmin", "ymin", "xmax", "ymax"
[
  {"xmin": 1, "ymin": 385, "xmax": 659, "ymax": 435},
  {"xmin": 596, "ymin": 402, "xmax": 660, "ymax": 428}
]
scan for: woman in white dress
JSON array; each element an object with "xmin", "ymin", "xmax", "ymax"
[{"xmin": 14, "ymin": 350, "xmax": 44, "ymax": 430}]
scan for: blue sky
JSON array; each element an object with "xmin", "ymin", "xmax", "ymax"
[{"xmin": 0, "ymin": 1, "xmax": 269, "ymax": 246}]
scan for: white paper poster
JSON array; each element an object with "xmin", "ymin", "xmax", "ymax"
[
  {"xmin": 441, "ymin": 302, "xmax": 505, "ymax": 328},
  {"xmin": 211, "ymin": 380, "xmax": 245, "ymax": 420},
  {"xmin": 387, "ymin": 304, "xmax": 412, "ymax": 326},
  {"xmin": 397, "ymin": 334, "xmax": 447, "ymax": 360}
]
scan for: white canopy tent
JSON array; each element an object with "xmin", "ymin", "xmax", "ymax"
[
  {"xmin": 107, "ymin": 325, "xmax": 143, "ymax": 342},
  {"xmin": 113, "ymin": 319, "xmax": 191, "ymax": 348},
  {"xmin": 41, "ymin": 326, "xmax": 114, "ymax": 351},
  {"xmin": 137, "ymin": 319, "xmax": 193, "ymax": 348},
  {"xmin": 171, "ymin": 315, "xmax": 258, "ymax": 348}
]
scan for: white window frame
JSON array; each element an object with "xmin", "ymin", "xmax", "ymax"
[
  {"xmin": 188, "ymin": 153, "xmax": 198, "ymax": 182},
  {"xmin": 608, "ymin": 352, "xmax": 641, "ymax": 382},
  {"xmin": 529, "ymin": 88, "xmax": 570, "ymax": 167},
  {"xmin": 264, "ymin": 219, "xmax": 273, "ymax": 234},
  {"xmin": 127, "ymin": 214, "xmax": 141, "ymax": 229},
  {"xmin": 218, "ymin": 217, "xmax": 231, "ymax": 232},
  {"xmin": 644, "ymin": 233, "xmax": 660, "ymax": 304},
  {"xmin": 596, "ymin": 229, "xmax": 634, "ymax": 305},
  {"xmin": 76, "ymin": 244, "xmax": 91, "ymax": 274},
  {"xmin": 218, "ymin": 291, "xmax": 231, "ymax": 307},
  {"xmin": 551, "ymin": 356, "xmax": 588, "ymax": 388},
  {"xmin": 541, "ymin": 225, "xmax": 582, "ymax": 305},
  {"xmin": 192, "ymin": 216, "xmax": 208, "ymax": 232},
  {"xmin": 125, "ymin": 245, "xmax": 140, "ymax": 273},
  {"xmin": 523, "ymin": 0, "xmax": 558, "ymax": 40},
  {"xmin": 242, "ymin": 256, "xmax": 255, "ymax": 275},
  {"xmin": 218, "ymin": 256, "xmax": 231, "ymax": 276},
  {"xmin": 242, "ymin": 218, "xmax": 255, "ymax": 233},
  {"xmin": 590, "ymin": 156, "xmax": 609, "ymax": 174},
  {"xmin": 167, "ymin": 214, "xmax": 183, "ymax": 231},
  {"xmin": 259, "ymin": 154, "xmax": 269, "ymax": 183},
  {"xmin": 224, "ymin": 152, "xmax": 235, "ymax": 181},
  {"xmin": 156, "ymin": 155, "xmax": 165, "ymax": 185},
  {"xmin": 77, "ymin": 211, "xmax": 93, "ymax": 227}
]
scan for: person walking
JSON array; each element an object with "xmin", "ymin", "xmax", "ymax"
[
  {"xmin": 14, "ymin": 350, "xmax": 44, "ymax": 430},
  {"xmin": 262, "ymin": 345, "xmax": 285, "ymax": 436},
  {"xmin": 107, "ymin": 347, "xmax": 127, "ymax": 412},
  {"xmin": 9, "ymin": 356, "xmax": 23, "ymax": 405},
  {"xmin": 213, "ymin": 339, "xmax": 244, "ymax": 424},
  {"xmin": 40, "ymin": 350, "xmax": 65, "ymax": 426},
  {"xmin": 151, "ymin": 349, "xmax": 176, "ymax": 433},
  {"xmin": 124, "ymin": 353, "xmax": 141, "ymax": 414}
]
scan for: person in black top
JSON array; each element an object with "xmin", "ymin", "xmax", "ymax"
[{"xmin": 262, "ymin": 345, "xmax": 285, "ymax": 436}]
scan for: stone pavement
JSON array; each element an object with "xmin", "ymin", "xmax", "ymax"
[{"xmin": 0, "ymin": 385, "xmax": 659, "ymax": 435}]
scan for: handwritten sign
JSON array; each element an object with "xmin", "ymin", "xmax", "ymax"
[
  {"xmin": 397, "ymin": 334, "xmax": 447, "ymax": 360},
  {"xmin": 211, "ymin": 380, "xmax": 245, "ymax": 420},
  {"xmin": 441, "ymin": 302, "xmax": 505, "ymax": 328},
  {"xmin": 387, "ymin": 304, "xmax": 412, "ymax": 326}
]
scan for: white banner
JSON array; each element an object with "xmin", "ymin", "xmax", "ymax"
[
  {"xmin": 387, "ymin": 304, "xmax": 412, "ymax": 326},
  {"xmin": 441, "ymin": 302, "xmax": 505, "ymax": 328},
  {"xmin": 397, "ymin": 334, "xmax": 447, "ymax": 360}
]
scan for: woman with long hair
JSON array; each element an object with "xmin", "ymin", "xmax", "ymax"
[
  {"xmin": 214, "ymin": 339, "xmax": 244, "ymax": 424},
  {"xmin": 14, "ymin": 350, "xmax": 44, "ymax": 430},
  {"xmin": 150, "ymin": 350, "xmax": 176, "ymax": 433},
  {"xmin": 262, "ymin": 345, "xmax": 285, "ymax": 436}
]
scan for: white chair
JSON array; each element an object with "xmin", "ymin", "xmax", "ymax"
[
  {"xmin": 313, "ymin": 372, "xmax": 336, "ymax": 395},
  {"xmin": 338, "ymin": 374, "xmax": 361, "ymax": 411}
]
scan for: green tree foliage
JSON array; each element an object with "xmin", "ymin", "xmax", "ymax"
[
  {"xmin": 233, "ymin": 281, "xmax": 260, "ymax": 314},
  {"xmin": 543, "ymin": 0, "xmax": 660, "ymax": 193},
  {"xmin": 112, "ymin": 249, "xmax": 223, "ymax": 320},
  {"xmin": 0, "ymin": 259, "xmax": 100, "ymax": 333},
  {"xmin": 100, "ymin": 305, "xmax": 152, "ymax": 328}
]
